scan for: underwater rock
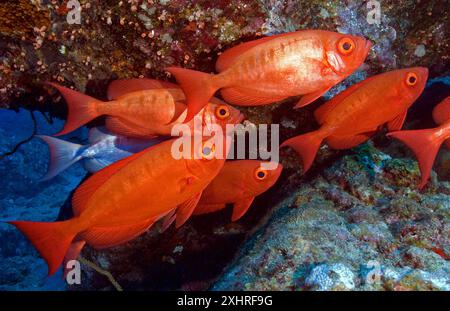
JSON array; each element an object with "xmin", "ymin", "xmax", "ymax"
[
  {"xmin": 0, "ymin": 109, "xmax": 87, "ymax": 290},
  {"xmin": 212, "ymin": 143, "xmax": 450, "ymax": 291}
]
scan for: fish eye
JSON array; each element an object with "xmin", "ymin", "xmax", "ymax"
[
  {"xmin": 406, "ymin": 72, "xmax": 418, "ymax": 86},
  {"xmin": 337, "ymin": 37, "xmax": 355, "ymax": 55},
  {"xmin": 254, "ymin": 167, "xmax": 268, "ymax": 180},
  {"xmin": 215, "ymin": 105, "xmax": 230, "ymax": 120},
  {"xmin": 201, "ymin": 141, "xmax": 216, "ymax": 160}
]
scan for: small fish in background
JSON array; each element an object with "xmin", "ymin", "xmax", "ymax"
[
  {"xmin": 167, "ymin": 30, "xmax": 372, "ymax": 121},
  {"xmin": 161, "ymin": 160, "xmax": 283, "ymax": 230},
  {"xmin": 48, "ymin": 79, "xmax": 244, "ymax": 138},
  {"xmin": 37, "ymin": 126, "xmax": 169, "ymax": 180},
  {"xmin": 6, "ymin": 135, "xmax": 230, "ymax": 275},
  {"xmin": 281, "ymin": 67, "xmax": 429, "ymax": 173},
  {"xmin": 388, "ymin": 96, "xmax": 450, "ymax": 189}
]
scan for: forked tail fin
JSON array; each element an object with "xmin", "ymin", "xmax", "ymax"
[
  {"xmin": 7, "ymin": 220, "xmax": 78, "ymax": 276},
  {"xmin": 388, "ymin": 128, "xmax": 447, "ymax": 189},
  {"xmin": 166, "ymin": 67, "xmax": 218, "ymax": 122},
  {"xmin": 280, "ymin": 130, "xmax": 326, "ymax": 174},
  {"xmin": 37, "ymin": 135, "xmax": 84, "ymax": 180},
  {"xmin": 47, "ymin": 83, "xmax": 101, "ymax": 136}
]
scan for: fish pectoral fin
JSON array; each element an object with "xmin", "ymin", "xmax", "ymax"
[
  {"xmin": 107, "ymin": 78, "xmax": 180, "ymax": 100},
  {"xmin": 175, "ymin": 192, "xmax": 203, "ymax": 228},
  {"xmin": 231, "ymin": 197, "xmax": 255, "ymax": 221},
  {"xmin": 326, "ymin": 132, "xmax": 375, "ymax": 150},
  {"xmin": 387, "ymin": 111, "xmax": 407, "ymax": 131},
  {"xmin": 221, "ymin": 87, "xmax": 286, "ymax": 106},
  {"xmin": 294, "ymin": 86, "xmax": 332, "ymax": 109}
]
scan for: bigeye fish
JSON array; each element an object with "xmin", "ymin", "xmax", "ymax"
[
  {"xmin": 281, "ymin": 67, "xmax": 429, "ymax": 173},
  {"xmin": 37, "ymin": 126, "xmax": 168, "ymax": 180},
  {"xmin": 388, "ymin": 96, "xmax": 450, "ymax": 189},
  {"xmin": 167, "ymin": 30, "xmax": 372, "ymax": 121},
  {"xmin": 194, "ymin": 160, "xmax": 283, "ymax": 221},
  {"xmin": 48, "ymin": 79, "xmax": 244, "ymax": 138},
  {"xmin": 159, "ymin": 160, "xmax": 282, "ymax": 231},
  {"xmin": 7, "ymin": 136, "xmax": 229, "ymax": 275}
]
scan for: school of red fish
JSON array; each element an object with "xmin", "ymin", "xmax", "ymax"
[{"xmin": 6, "ymin": 29, "xmax": 443, "ymax": 276}]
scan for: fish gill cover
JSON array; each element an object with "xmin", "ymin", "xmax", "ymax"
[{"xmin": 0, "ymin": 0, "xmax": 449, "ymax": 291}]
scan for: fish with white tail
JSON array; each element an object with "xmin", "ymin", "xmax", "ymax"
[{"xmin": 38, "ymin": 126, "xmax": 168, "ymax": 180}]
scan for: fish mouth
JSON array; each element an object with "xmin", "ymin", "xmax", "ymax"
[{"xmin": 233, "ymin": 112, "xmax": 246, "ymax": 124}]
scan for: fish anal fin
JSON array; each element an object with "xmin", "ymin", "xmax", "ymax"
[
  {"xmin": 294, "ymin": 86, "xmax": 332, "ymax": 109},
  {"xmin": 175, "ymin": 192, "xmax": 203, "ymax": 228},
  {"xmin": 216, "ymin": 33, "xmax": 293, "ymax": 72},
  {"xmin": 107, "ymin": 79, "xmax": 180, "ymax": 100},
  {"xmin": 387, "ymin": 111, "xmax": 407, "ymax": 131},
  {"xmin": 326, "ymin": 132, "xmax": 374, "ymax": 150},
  {"xmin": 72, "ymin": 148, "xmax": 149, "ymax": 215},
  {"xmin": 221, "ymin": 87, "xmax": 286, "ymax": 106},
  {"xmin": 80, "ymin": 218, "xmax": 156, "ymax": 249},
  {"xmin": 231, "ymin": 197, "xmax": 255, "ymax": 221}
]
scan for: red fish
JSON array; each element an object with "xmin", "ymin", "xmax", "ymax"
[
  {"xmin": 167, "ymin": 30, "xmax": 372, "ymax": 121},
  {"xmin": 387, "ymin": 96, "xmax": 450, "ymax": 189},
  {"xmin": 49, "ymin": 79, "xmax": 243, "ymax": 138},
  {"xmin": 281, "ymin": 67, "xmax": 429, "ymax": 173},
  {"xmin": 194, "ymin": 160, "xmax": 283, "ymax": 221},
  {"xmin": 7, "ymin": 136, "xmax": 228, "ymax": 275}
]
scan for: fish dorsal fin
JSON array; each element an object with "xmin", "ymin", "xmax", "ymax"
[
  {"xmin": 175, "ymin": 191, "xmax": 203, "ymax": 228},
  {"xmin": 314, "ymin": 75, "xmax": 377, "ymax": 125},
  {"xmin": 107, "ymin": 78, "xmax": 180, "ymax": 100},
  {"xmin": 216, "ymin": 33, "xmax": 293, "ymax": 72},
  {"xmin": 387, "ymin": 111, "xmax": 407, "ymax": 131},
  {"xmin": 88, "ymin": 126, "xmax": 115, "ymax": 144},
  {"xmin": 231, "ymin": 197, "xmax": 255, "ymax": 221},
  {"xmin": 72, "ymin": 148, "xmax": 150, "ymax": 216}
]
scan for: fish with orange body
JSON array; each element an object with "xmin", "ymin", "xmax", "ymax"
[
  {"xmin": 6, "ymin": 136, "xmax": 228, "ymax": 275},
  {"xmin": 194, "ymin": 160, "xmax": 283, "ymax": 221},
  {"xmin": 167, "ymin": 30, "xmax": 372, "ymax": 121},
  {"xmin": 160, "ymin": 160, "xmax": 283, "ymax": 230},
  {"xmin": 388, "ymin": 96, "xmax": 450, "ymax": 189},
  {"xmin": 281, "ymin": 67, "xmax": 429, "ymax": 173},
  {"xmin": 49, "ymin": 79, "xmax": 243, "ymax": 138}
]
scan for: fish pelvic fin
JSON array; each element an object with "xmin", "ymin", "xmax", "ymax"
[
  {"xmin": 7, "ymin": 220, "xmax": 78, "ymax": 276},
  {"xmin": 281, "ymin": 129, "xmax": 328, "ymax": 174},
  {"xmin": 47, "ymin": 83, "xmax": 101, "ymax": 136},
  {"xmin": 166, "ymin": 67, "xmax": 218, "ymax": 123},
  {"xmin": 37, "ymin": 135, "xmax": 84, "ymax": 181},
  {"xmin": 387, "ymin": 128, "xmax": 446, "ymax": 189}
]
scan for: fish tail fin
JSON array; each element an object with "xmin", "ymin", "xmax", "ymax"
[
  {"xmin": 281, "ymin": 130, "xmax": 326, "ymax": 174},
  {"xmin": 47, "ymin": 83, "xmax": 101, "ymax": 136},
  {"xmin": 37, "ymin": 135, "xmax": 84, "ymax": 181},
  {"xmin": 388, "ymin": 128, "xmax": 445, "ymax": 189},
  {"xmin": 166, "ymin": 67, "xmax": 218, "ymax": 122},
  {"xmin": 7, "ymin": 220, "xmax": 77, "ymax": 276}
]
